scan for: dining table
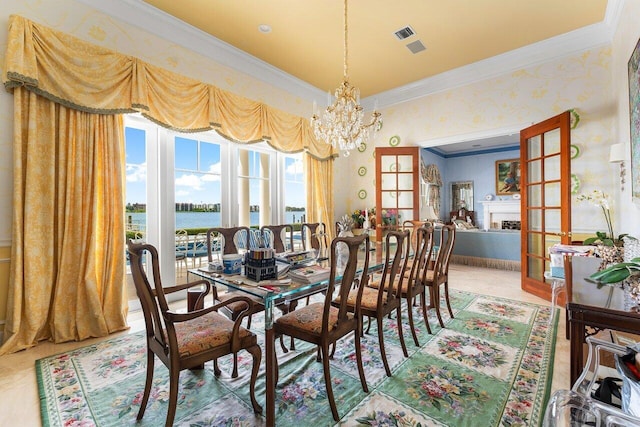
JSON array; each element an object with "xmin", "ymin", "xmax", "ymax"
[{"xmin": 187, "ymin": 241, "xmax": 386, "ymax": 426}]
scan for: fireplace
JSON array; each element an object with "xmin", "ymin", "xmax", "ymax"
[{"xmin": 479, "ymin": 200, "xmax": 521, "ymax": 231}]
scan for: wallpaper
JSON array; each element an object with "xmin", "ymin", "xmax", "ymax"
[{"xmin": 336, "ymin": 45, "xmax": 618, "ymax": 237}]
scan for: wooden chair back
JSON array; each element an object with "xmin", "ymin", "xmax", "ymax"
[
  {"xmin": 301, "ymin": 222, "xmax": 328, "ymax": 252},
  {"xmin": 379, "ymin": 229, "xmax": 411, "ymax": 304},
  {"xmin": 261, "ymin": 224, "xmax": 294, "ymax": 253},
  {"xmin": 128, "ymin": 240, "xmax": 170, "ymax": 351},
  {"xmin": 206, "ymin": 226, "xmax": 250, "ymax": 262},
  {"xmin": 324, "ymin": 233, "xmax": 371, "ymax": 334}
]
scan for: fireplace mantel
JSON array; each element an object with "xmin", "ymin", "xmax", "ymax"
[{"xmin": 479, "ymin": 200, "xmax": 521, "ymax": 231}]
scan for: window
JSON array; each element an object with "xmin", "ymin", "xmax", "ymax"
[{"xmin": 124, "ymin": 115, "xmax": 306, "ymax": 296}]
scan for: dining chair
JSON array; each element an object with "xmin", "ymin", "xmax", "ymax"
[
  {"xmin": 127, "ymin": 240, "xmax": 262, "ymax": 427},
  {"xmin": 273, "ymin": 234, "xmax": 371, "ymax": 422},
  {"xmin": 389, "ymin": 224, "xmax": 436, "ymax": 346},
  {"xmin": 402, "ymin": 219, "xmax": 429, "ymax": 254},
  {"xmin": 261, "ymin": 224, "xmax": 294, "ymax": 253},
  {"xmin": 205, "ymin": 226, "xmax": 292, "ymax": 377},
  {"xmin": 424, "ymin": 224, "xmax": 456, "ymax": 327},
  {"xmin": 206, "ymin": 226, "xmax": 250, "ymax": 262},
  {"xmin": 334, "ymin": 229, "xmax": 410, "ymax": 376},
  {"xmin": 301, "ymin": 222, "xmax": 329, "ymax": 259}
]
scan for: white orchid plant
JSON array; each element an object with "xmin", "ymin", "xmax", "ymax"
[{"xmin": 576, "ymin": 190, "xmax": 629, "ymax": 247}]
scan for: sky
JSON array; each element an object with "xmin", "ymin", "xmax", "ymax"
[{"xmin": 125, "ymin": 126, "xmax": 305, "ymax": 208}]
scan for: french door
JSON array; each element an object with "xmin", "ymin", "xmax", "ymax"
[{"xmin": 520, "ymin": 111, "xmax": 572, "ymax": 302}]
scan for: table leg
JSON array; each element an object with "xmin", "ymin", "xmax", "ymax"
[
  {"xmin": 569, "ymin": 316, "xmax": 586, "ymax": 387},
  {"xmin": 264, "ymin": 296, "xmax": 276, "ymax": 427},
  {"xmin": 265, "ymin": 327, "xmax": 276, "ymax": 427}
]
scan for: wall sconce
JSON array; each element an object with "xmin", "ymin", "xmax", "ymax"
[{"xmin": 609, "ymin": 143, "xmax": 626, "ymax": 191}]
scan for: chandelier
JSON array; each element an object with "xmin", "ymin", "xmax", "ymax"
[{"xmin": 310, "ymin": 0, "xmax": 382, "ymax": 157}]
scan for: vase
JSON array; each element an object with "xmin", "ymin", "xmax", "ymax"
[
  {"xmin": 624, "ymin": 236, "xmax": 640, "ymax": 262},
  {"xmin": 623, "ymin": 276, "xmax": 640, "ymax": 312},
  {"xmin": 596, "ymin": 245, "xmax": 624, "ymax": 271}
]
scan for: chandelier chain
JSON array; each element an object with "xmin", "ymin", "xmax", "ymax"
[
  {"xmin": 343, "ymin": 0, "xmax": 348, "ymax": 80},
  {"xmin": 309, "ymin": 0, "xmax": 382, "ymax": 157}
]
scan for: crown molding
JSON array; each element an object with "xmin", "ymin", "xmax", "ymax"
[
  {"xmin": 367, "ymin": 23, "xmax": 616, "ymax": 109},
  {"xmin": 77, "ymin": 0, "xmax": 621, "ymax": 111}
]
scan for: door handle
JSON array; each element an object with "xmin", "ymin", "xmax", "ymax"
[{"xmin": 550, "ymin": 231, "xmax": 572, "ymax": 237}]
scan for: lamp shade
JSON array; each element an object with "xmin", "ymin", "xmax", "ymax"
[{"xmin": 609, "ymin": 143, "xmax": 626, "ymax": 163}]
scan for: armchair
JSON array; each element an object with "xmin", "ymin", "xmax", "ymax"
[{"xmin": 126, "ymin": 240, "xmax": 262, "ymax": 426}]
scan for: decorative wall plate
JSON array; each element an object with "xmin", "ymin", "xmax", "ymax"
[
  {"xmin": 570, "ymin": 144, "xmax": 580, "ymax": 159},
  {"xmin": 389, "ymin": 135, "xmax": 400, "ymax": 146},
  {"xmin": 570, "ymin": 109, "xmax": 580, "ymax": 129},
  {"xmin": 484, "ymin": 194, "xmax": 494, "ymax": 201},
  {"xmin": 357, "ymin": 143, "xmax": 367, "ymax": 153},
  {"xmin": 358, "ymin": 189, "xmax": 367, "ymax": 199},
  {"xmin": 513, "ymin": 193, "xmax": 521, "ymax": 200},
  {"xmin": 570, "ymin": 174, "xmax": 580, "ymax": 194},
  {"xmin": 357, "ymin": 166, "xmax": 367, "ymax": 176}
]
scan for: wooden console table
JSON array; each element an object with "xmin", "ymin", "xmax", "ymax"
[
  {"xmin": 568, "ymin": 301, "xmax": 640, "ymax": 385},
  {"xmin": 566, "ymin": 256, "xmax": 640, "ymax": 386}
]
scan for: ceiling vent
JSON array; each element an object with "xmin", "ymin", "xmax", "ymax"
[
  {"xmin": 406, "ymin": 40, "xmax": 426, "ymax": 54},
  {"xmin": 394, "ymin": 26, "xmax": 415, "ymax": 41}
]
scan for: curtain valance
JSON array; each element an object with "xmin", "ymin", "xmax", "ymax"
[{"xmin": 2, "ymin": 15, "xmax": 335, "ymax": 159}]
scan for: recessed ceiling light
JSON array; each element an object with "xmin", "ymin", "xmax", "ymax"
[{"xmin": 258, "ymin": 24, "xmax": 272, "ymax": 34}]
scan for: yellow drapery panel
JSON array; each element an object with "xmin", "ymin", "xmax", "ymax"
[
  {"xmin": 0, "ymin": 87, "xmax": 128, "ymax": 355},
  {"xmin": 2, "ymin": 15, "xmax": 337, "ymax": 160},
  {"xmin": 305, "ymin": 154, "xmax": 335, "ymax": 241}
]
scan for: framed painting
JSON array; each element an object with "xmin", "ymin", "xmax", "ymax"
[
  {"xmin": 495, "ymin": 158, "xmax": 520, "ymax": 195},
  {"xmin": 629, "ymin": 37, "xmax": 640, "ymax": 204}
]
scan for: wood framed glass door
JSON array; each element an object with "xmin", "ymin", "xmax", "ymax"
[
  {"xmin": 520, "ymin": 111, "xmax": 572, "ymax": 302},
  {"xmin": 375, "ymin": 147, "xmax": 420, "ymax": 242}
]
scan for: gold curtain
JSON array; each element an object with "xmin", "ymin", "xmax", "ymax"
[
  {"xmin": 0, "ymin": 87, "xmax": 128, "ymax": 354},
  {"xmin": 304, "ymin": 154, "xmax": 335, "ymax": 241},
  {"xmin": 1, "ymin": 15, "xmax": 337, "ymax": 353},
  {"xmin": 2, "ymin": 15, "xmax": 336, "ymax": 160}
]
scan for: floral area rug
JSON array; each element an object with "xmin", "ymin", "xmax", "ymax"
[{"xmin": 36, "ymin": 290, "xmax": 556, "ymax": 426}]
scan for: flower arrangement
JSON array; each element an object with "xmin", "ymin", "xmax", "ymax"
[
  {"xmin": 381, "ymin": 208, "xmax": 400, "ymax": 226},
  {"xmin": 576, "ymin": 190, "xmax": 628, "ymax": 247},
  {"xmin": 350, "ymin": 208, "xmax": 376, "ymax": 229}
]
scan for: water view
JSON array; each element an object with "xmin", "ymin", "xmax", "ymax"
[{"xmin": 126, "ymin": 211, "xmax": 307, "ymax": 231}]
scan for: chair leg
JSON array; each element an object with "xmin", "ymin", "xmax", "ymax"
[
  {"xmin": 365, "ymin": 315, "xmax": 372, "ymax": 334},
  {"xmin": 213, "ymin": 358, "xmax": 221, "ymax": 376},
  {"xmin": 395, "ymin": 305, "xmax": 408, "ymax": 357},
  {"xmin": 444, "ymin": 281, "xmax": 454, "ymax": 318},
  {"xmin": 246, "ymin": 344, "xmax": 263, "ymax": 415},
  {"xmin": 165, "ymin": 368, "xmax": 180, "ymax": 427},
  {"xmin": 321, "ymin": 343, "xmax": 340, "ymax": 422},
  {"xmin": 231, "ymin": 353, "xmax": 239, "ymax": 378},
  {"xmin": 406, "ymin": 296, "xmax": 421, "ymax": 346},
  {"xmin": 136, "ymin": 348, "xmax": 155, "ymax": 420},
  {"xmin": 377, "ymin": 316, "xmax": 391, "ymax": 377},
  {"xmin": 431, "ymin": 286, "xmax": 445, "ymax": 328},
  {"xmin": 420, "ymin": 290, "xmax": 434, "ymax": 334},
  {"xmin": 354, "ymin": 322, "xmax": 369, "ymax": 394}
]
